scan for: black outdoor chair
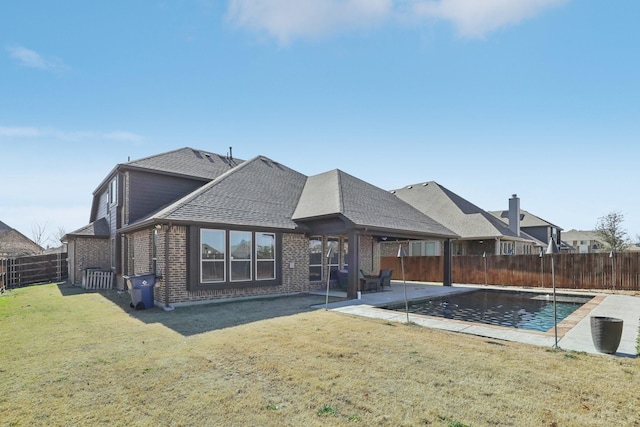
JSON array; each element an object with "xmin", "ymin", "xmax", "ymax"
[
  {"xmin": 359, "ymin": 270, "xmax": 382, "ymax": 292},
  {"xmin": 379, "ymin": 269, "xmax": 393, "ymax": 290}
]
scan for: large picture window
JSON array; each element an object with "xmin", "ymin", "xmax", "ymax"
[
  {"xmin": 194, "ymin": 228, "xmax": 280, "ymax": 288},
  {"xmin": 256, "ymin": 232, "xmax": 276, "ymax": 280},
  {"xmin": 201, "ymin": 229, "xmax": 226, "ymax": 282},
  {"xmin": 230, "ymin": 231, "xmax": 252, "ymax": 281}
]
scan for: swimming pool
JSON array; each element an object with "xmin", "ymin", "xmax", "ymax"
[{"xmin": 381, "ymin": 289, "xmax": 594, "ymax": 332}]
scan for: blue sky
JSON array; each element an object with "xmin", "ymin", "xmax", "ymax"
[{"xmin": 1, "ymin": 0, "xmax": 639, "ymax": 246}]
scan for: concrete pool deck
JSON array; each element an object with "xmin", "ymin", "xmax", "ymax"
[{"xmin": 312, "ymin": 281, "xmax": 640, "ymax": 358}]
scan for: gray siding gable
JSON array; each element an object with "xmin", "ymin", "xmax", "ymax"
[
  {"xmin": 138, "ymin": 156, "xmax": 308, "ymax": 231},
  {"xmin": 127, "ymin": 170, "xmax": 205, "ymax": 224},
  {"xmin": 392, "ymin": 181, "xmax": 524, "ymax": 240}
]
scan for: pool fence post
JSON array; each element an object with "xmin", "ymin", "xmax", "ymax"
[
  {"xmin": 546, "ymin": 238, "xmax": 559, "ymax": 349},
  {"xmin": 483, "ymin": 252, "xmax": 487, "ymax": 286},
  {"xmin": 539, "ymin": 248, "xmax": 544, "ymax": 288},
  {"xmin": 610, "ymin": 251, "xmax": 615, "ymax": 291},
  {"xmin": 398, "ymin": 245, "xmax": 409, "ymax": 323},
  {"xmin": 324, "ymin": 247, "xmax": 332, "ymax": 311}
]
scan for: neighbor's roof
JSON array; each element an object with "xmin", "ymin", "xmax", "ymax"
[
  {"xmin": 293, "ymin": 171, "xmax": 458, "ymax": 239},
  {"xmin": 0, "ymin": 220, "xmax": 12, "ymax": 235},
  {"xmin": 124, "ymin": 156, "xmax": 309, "ymax": 231},
  {"xmin": 94, "ymin": 147, "xmax": 243, "ymax": 195},
  {"xmin": 391, "ymin": 181, "xmax": 531, "ymax": 241},
  {"xmin": 489, "ymin": 208, "xmax": 563, "ymax": 231},
  {"xmin": 63, "ymin": 218, "xmax": 110, "ymax": 239},
  {"xmin": 562, "ymin": 229, "xmax": 602, "ymax": 242}
]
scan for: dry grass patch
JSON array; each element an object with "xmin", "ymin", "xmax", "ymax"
[{"xmin": 1, "ymin": 283, "xmax": 639, "ymax": 426}]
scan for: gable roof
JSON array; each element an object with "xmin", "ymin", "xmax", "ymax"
[
  {"xmin": 0, "ymin": 221, "xmax": 43, "ymax": 256},
  {"xmin": 124, "ymin": 156, "xmax": 308, "ymax": 231},
  {"xmin": 294, "ymin": 171, "xmax": 457, "ymax": 239},
  {"xmin": 0, "ymin": 220, "xmax": 12, "ymax": 235},
  {"xmin": 93, "ymin": 147, "xmax": 242, "ymax": 196},
  {"xmin": 489, "ymin": 209, "xmax": 562, "ymax": 231},
  {"xmin": 391, "ymin": 181, "xmax": 531, "ymax": 241}
]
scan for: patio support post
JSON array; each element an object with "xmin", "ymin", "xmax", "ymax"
[
  {"xmin": 443, "ymin": 238, "xmax": 452, "ymax": 286},
  {"xmin": 346, "ymin": 230, "xmax": 359, "ymax": 299}
]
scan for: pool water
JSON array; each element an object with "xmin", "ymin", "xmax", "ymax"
[{"xmin": 382, "ymin": 289, "xmax": 593, "ymax": 332}]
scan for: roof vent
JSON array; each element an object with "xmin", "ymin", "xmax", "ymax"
[
  {"xmin": 390, "ymin": 190, "xmax": 396, "ymax": 194},
  {"xmin": 407, "ymin": 185, "xmax": 413, "ymax": 189},
  {"xmin": 423, "ymin": 182, "xmax": 428, "ymax": 186}
]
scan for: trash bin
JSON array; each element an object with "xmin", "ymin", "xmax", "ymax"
[{"xmin": 124, "ymin": 273, "xmax": 156, "ymax": 310}]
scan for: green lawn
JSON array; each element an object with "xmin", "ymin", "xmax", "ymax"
[{"xmin": 1, "ymin": 283, "xmax": 639, "ymax": 426}]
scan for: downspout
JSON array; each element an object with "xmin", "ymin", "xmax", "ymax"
[{"xmin": 164, "ymin": 223, "xmax": 174, "ymax": 311}]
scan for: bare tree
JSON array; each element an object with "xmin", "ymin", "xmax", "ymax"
[
  {"xmin": 595, "ymin": 211, "xmax": 629, "ymax": 252},
  {"xmin": 49, "ymin": 226, "xmax": 67, "ymax": 247},
  {"xmin": 30, "ymin": 222, "xmax": 48, "ymax": 248}
]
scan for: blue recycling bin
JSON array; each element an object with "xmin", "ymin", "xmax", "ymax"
[{"xmin": 124, "ymin": 273, "xmax": 156, "ymax": 310}]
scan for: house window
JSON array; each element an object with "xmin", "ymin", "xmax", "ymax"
[
  {"xmin": 342, "ymin": 238, "xmax": 349, "ymax": 269},
  {"xmin": 309, "ymin": 236, "xmax": 322, "ymax": 281},
  {"xmin": 256, "ymin": 232, "xmax": 276, "ymax": 280},
  {"xmin": 409, "ymin": 241, "xmax": 422, "ymax": 256},
  {"xmin": 230, "ymin": 231, "xmax": 252, "ymax": 282},
  {"xmin": 109, "ymin": 178, "xmax": 117, "ymax": 205},
  {"xmin": 201, "ymin": 229, "xmax": 226, "ymax": 282}
]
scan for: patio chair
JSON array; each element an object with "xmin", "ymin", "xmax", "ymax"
[
  {"xmin": 359, "ymin": 270, "xmax": 382, "ymax": 292},
  {"xmin": 379, "ymin": 269, "xmax": 393, "ymax": 290}
]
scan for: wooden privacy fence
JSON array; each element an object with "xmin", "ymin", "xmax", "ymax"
[
  {"xmin": 0, "ymin": 253, "xmax": 68, "ymax": 289},
  {"xmin": 381, "ymin": 252, "xmax": 640, "ymax": 291}
]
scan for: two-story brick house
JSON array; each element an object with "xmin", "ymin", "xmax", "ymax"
[{"xmin": 64, "ymin": 147, "xmax": 457, "ymax": 306}]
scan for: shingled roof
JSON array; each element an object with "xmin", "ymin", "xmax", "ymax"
[
  {"xmin": 124, "ymin": 147, "xmax": 242, "ymax": 180},
  {"xmin": 0, "ymin": 220, "xmax": 12, "ymax": 235},
  {"xmin": 489, "ymin": 208, "xmax": 563, "ymax": 230},
  {"xmin": 391, "ymin": 181, "xmax": 529, "ymax": 241},
  {"xmin": 293, "ymin": 170, "xmax": 457, "ymax": 239},
  {"xmin": 127, "ymin": 156, "xmax": 308, "ymax": 231},
  {"xmin": 63, "ymin": 218, "xmax": 110, "ymax": 239},
  {"xmin": 121, "ymin": 158, "xmax": 457, "ymax": 239}
]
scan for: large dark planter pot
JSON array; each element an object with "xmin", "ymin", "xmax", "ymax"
[{"xmin": 590, "ymin": 316, "xmax": 623, "ymax": 354}]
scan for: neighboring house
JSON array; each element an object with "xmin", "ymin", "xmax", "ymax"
[
  {"xmin": 561, "ymin": 229, "xmax": 604, "ymax": 253},
  {"xmin": 489, "ymin": 195, "xmax": 563, "ymax": 250},
  {"xmin": 385, "ymin": 183, "xmax": 541, "ymax": 257},
  {"xmin": 0, "ymin": 220, "xmax": 42, "ymax": 257},
  {"xmin": 64, "ymin": 147, "xmax": 458, "ymax": 305}
]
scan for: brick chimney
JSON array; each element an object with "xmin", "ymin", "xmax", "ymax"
[{"xmin": 508, "ymin": 194, "xmax": 520, "ymax": 236}]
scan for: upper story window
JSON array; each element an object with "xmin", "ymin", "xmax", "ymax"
[{"xmin": 109, "ymin": 178, "xmax": 117, "ymax": 206}]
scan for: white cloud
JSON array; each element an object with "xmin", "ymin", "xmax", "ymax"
[
  {"xmin": 412, "ymin": 0, "xmax": 569, "ymax": 38},
  {"xmin": 6, "ymin": 45, "xmax": 69, "ymax": 72},
  {"xmin": 226, "ymin": 0, "xmax": 568, "ymax": 43},
  {"xmin": 227, "ymin": 0, "xmax": 394, "ymax": 44},
  {"xmin": 0, "ymin": 126, "xmax": 145, "ymax": 143}
]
